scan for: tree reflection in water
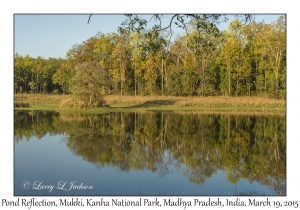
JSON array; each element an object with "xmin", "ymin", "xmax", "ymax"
[{"xmin": 14, "ymin": 110, "xmax": 286, "ymax": 195}]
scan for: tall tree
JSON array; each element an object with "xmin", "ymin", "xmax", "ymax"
[
  {"xmin": 111, "ymin": 32, "xmax": 131, "ymax": 96},
  {"xmin": 219, "ymin": 20, "xmax": 251, "ymax": 97},
  {"xmin": 94, "ymin": 33, "xmax": 115, "ymax": 93},
  {"xmin": 129, "ymin": 32, "xmax": 145, "ymax": 96},
  {"xmin": 70, "ymin": 61, "xmax": 107, "ymax": 107},
  {"xmin": 52, "ymin": 61, "xmax": 72, "ymax": 95},
  {"xmin": 261, "ymin": 16, "xmax": 286, "ymax": 99}
]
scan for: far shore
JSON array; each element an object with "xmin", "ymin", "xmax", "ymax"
[{"xmin": 14, "ymin": 94, "xmax": 286, "ymax": 114}]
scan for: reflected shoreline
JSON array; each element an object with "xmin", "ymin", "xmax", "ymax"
[{"xmin": 14, "ymin": 110, "xmax": 286, "ymax": 195}]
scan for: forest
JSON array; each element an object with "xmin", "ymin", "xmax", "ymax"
[{"xmin": 14, "ymin": 15, "xmax": 286, "ymax": 107}]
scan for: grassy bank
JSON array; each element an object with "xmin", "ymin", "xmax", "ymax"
[{"xmin": 14, "ymin": 94, "xmax": 286, "ymax": 114}]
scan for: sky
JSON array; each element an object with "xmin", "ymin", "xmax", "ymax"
[{"xmin": 14, "ymin": 14, "xmax": 283, "ymax": 59}]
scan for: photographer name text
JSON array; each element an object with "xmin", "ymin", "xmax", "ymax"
[{"xmin": 22, "ymin": 181, "xmax": 93, "ymax": 193}]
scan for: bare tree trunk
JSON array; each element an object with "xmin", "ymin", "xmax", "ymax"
[
  {"xmin": 228, "ymin": 68, "xmax": 231, "ymax": 97},
  {"xmin": 135, "ymin": 71, "xmax": 137, "ymax": 96},
  {"xmin": 161, "ymin": 59, "xmax": 164, "ymax": 96}
]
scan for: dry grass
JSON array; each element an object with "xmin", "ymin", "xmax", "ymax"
[
  {"xmin": 59, "ymin": 97, "xmax": 86, "ymax": 109},
  {"xmin": 14, "ymin": 93, "xmax": 71, "ymax": 110},
  {"xmin": 14, "ymin": 93, "xmax": 71, "ymax": 102},
  {"xmin": 14, "ymin": 94, "xmax": 286, "ymax": 112},
  {"xmin": 14, "ymin": 102, "xmax": 30, "ymax": 108},
  {"xmin": 104, "ymin": 95, "xmax": 286, "ymax": 109}
]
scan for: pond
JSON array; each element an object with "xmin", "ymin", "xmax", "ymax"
[{"xmin": 14, "ymin": 110, "xmax": 286, "ymax": 196}]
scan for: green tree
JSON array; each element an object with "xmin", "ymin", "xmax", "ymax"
[
  {"xmin": 186, "ymin": 24, "xmax": 221, "ymax": 96},
  {"xmin": 52, "ymin": 60, "xmax": 72, "ymax": 95},
  {"xmin": 219, "ymin": 20, "xmax": 251, "ymax": 97},
  {"xmin": 14, "ymin": 54, "xmax": 33, "ymax": 94},
  {"xmin": 118, "ymin": 14, "xmax": 253, "ymax": 50},
  {"xmin": 111, "ymin": 33, "xmax": 131, "ymax": 96},
  {"xmin": 261, "ymin": 16, "xmax": 286, "ymax": 99},
  {"xmin": 70, "ymin": 61, "xmax": 107, "ymax": 107},
  {"xmin": 94, "ymin": 33, "xmax": 115, "ymax": 94},
  {"xmin": 129, "ymin": 32, "xmax": 145, "ymax": 96},
  {"xmin": 167, "ymin": 36, "xmax": 186, "ymax": 96},
  {"xmin": 30, "ymin": 56, "xmax": 49, "ymax": 93},
  {"xmin": 143, "ymin": 52, "xmax": 160, "ymax": 95}
]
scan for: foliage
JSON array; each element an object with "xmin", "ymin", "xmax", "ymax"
[
  {"xmin": 69, "ymin": 61, "xmax": 107, "ymax": 107},
  {"xmin": 14, "ymin": 15, "xmax": 286, "ymax": 99}
]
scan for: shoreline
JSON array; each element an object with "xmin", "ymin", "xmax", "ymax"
[{"xmin": 14, "ymin": 94, "xmax": 286, "ymax": 115}]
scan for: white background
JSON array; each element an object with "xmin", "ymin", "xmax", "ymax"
[{"xmin": 1, "ymin": 0, "xmax": 299, "ymax": 209}]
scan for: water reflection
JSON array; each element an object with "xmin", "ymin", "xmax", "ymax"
[{"xmin": 14, "ymin": 111, "xmax": 286, "ymax": 195}]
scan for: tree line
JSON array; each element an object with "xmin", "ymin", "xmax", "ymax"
[{"xmin": 14, "ymin": 16, "xmax": 286, "ymax": 105}]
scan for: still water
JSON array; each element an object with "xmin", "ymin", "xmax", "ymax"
[{"xmin": 14, "ymin": 111, "xmax": 286, "ymax": 196}]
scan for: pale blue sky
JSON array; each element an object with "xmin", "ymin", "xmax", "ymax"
[{"xmin": 14, "ymin": 14, "xmax": 282, "ymax": 59}]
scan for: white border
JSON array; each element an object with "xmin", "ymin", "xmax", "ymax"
[{"xmin": 2, "ymin": 0, "xmax": 299, "ymax": 209}]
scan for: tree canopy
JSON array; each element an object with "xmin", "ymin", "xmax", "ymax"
[{"xmin": 14, "ymin": 15, "xmax": 286, "ymax": 106}]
